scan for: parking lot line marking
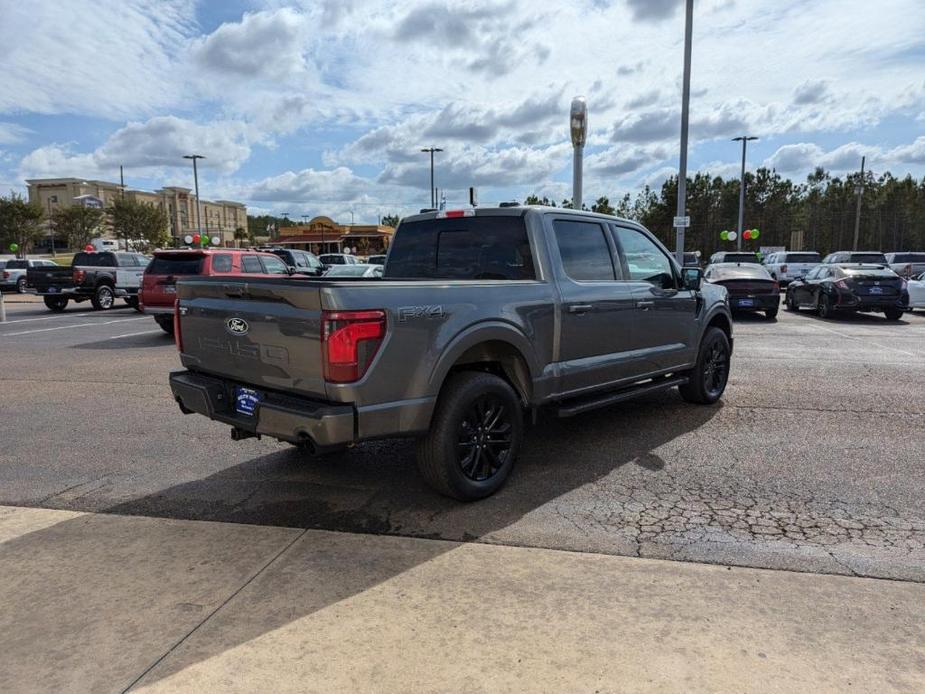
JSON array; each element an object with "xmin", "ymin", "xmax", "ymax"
[
  {"xmin": 1, "ymin": 312, "xmax": 93, "ymax": 324},
  {"xmin": 808, "ymin": 322, "xmax": 916, "ymax": 357},
  {"xmin": 3, "ymin": 317, "xmax": 146, "ymax": 337},
  {"xmin": 107, "ymin": 329, "xmax": 163, "ymax": 339}
]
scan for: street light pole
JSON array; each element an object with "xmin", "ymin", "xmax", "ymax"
[
  {"xmin": 421, "ymin": 147, "xmax": 443, "ymax": 208},
  {"xmin": 674, "ymin": 0, "xmax": 694, "ymax": 267},
  {"xmin": 732, "ymin": 136, "xmax": 757, "ymax": 251},
  {"xmin": 852, "ymin": 155, "xmax": 865, "ymax": 251},
  {"xmin": 570, "ymin": 97, "xmax": 588, "ymax": 210},
  {"xmin": 183, "ymin": 155, "xmax": 205, "ymax": 242}
]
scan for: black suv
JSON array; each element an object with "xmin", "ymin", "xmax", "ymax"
[{"xmin": 267, "ymin": 248, "xmax": 325, "ymax": 276}]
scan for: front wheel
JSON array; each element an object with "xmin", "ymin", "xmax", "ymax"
[
  {"xmin": 817, "ymin": 292, "xmax": 834, "ymax": 319},
  {"xmin": 679, "ymin": 327, "xmax": 731, "ymax": 405},
  {"xmin": 43, "ymin": 295, "xmax": 68, "ymax": 312},
  {"xmin": 785, "ymin": 293, "xmax": 798, "ymax": 312},
  {"xmin": 416, "ymin": 371, "xmax": 522, "ymax": 500},
  {"xmin": 91, "ymin": 284, "xmax": 115, "ymax": 310},
  {"xmin": 16, "ymin": 277, "xmax": 27, "ymax": 293},
  {"xmin": 766, "ymin": 307, "xmax": 779, "ymax": 320},
  {"xmin": 883, "ymin": 307, "xmax": 903, "ymax": 321}
]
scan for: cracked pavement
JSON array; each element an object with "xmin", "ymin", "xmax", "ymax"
[{"xmin": 1, "ymin": 298, "xmax": 923, "ymax": 582}]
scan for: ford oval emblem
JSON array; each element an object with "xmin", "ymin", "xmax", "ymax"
[{"xmin": 225, "ymin": 317, "xmax": 249, "ymax": 336}]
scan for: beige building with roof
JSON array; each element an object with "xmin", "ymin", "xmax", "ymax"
[{"xmin": 25, "ymin": 177, "xmax": 247, "ymax": 249}]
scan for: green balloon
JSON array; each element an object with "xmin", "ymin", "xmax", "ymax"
[
  {"xmin": 9, "ymin": 242, "xmax": 18, "ymax": 252},
  {"xmin": 751, "ymin": 229, "xmax": 760, "ymax": 239},
  {"xmin": 720, "ymin": 231, "xmax": 728, "ymax": 240}
]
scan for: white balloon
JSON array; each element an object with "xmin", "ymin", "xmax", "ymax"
[
  {"xmin": 211, "ymin": 236, "xmax": 220, "ymax": 246},
  {"xmin": 726, "ymin": 231, "xmax": 737, "ymax": 241},
  {"xmin": 183, "ymin": 234, "xmax": 193, "ymax": 244}
]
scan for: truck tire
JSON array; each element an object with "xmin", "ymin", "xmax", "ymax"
[
  {"xmin": 678, "ymin": 327, "xmax": 730, "ymax": 405},
  {"xmin": 43, "ymin": 296, "xmax": 68, "ymax": 312},
  {"xmin": 124, "ymin": 296, "xmax": 141, "ymax": 312},
  {"xmin": 16, "ymin": 277, "xmax": 27, "ymax": 293},
  {"xmin": 91, "ymin": 284, "xmax": 115, "ymax": 310},
  {"xmin": 154, "ymin": 315, "xmax": 174, "ymax": 335},
  {"xmin": 416, "ymin": 371, "xmax": 522, "ymax": 501},
  {"xmin": 883, "ymin": 307, "xmax": 903, "ymax": 321}
]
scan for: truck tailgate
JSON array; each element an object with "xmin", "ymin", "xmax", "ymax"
[
  {"xmin": 27, "ymin": 266, "xmax": 72, "ymax": 290},
  {"xmin": 176, "ymin": 278, "xmax": 328, "ymax": 399}
]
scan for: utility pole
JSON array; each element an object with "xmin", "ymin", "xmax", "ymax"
[
  {"xmin": 183, "ymin": 154, "xmax": 205, "ymax": 239},
  {"xmin": 570, "ymin": 97, "xmax": 588, "ymax": 210},
  {"xmin": 852, "ymin": 155, "xmax": 865, "ymax": 251},
  {"xmin": 674, "ymin": 0, "xmax": 694, "ymax": 267},
  {"xmin": 119, "ymin": 165, "xmax": 125, "ymax": 198},
  {"xmin": 732, "ymin": 136, "xmax": 758, "ymax": 251},
  {"xmin": 421, "ymin": 147, "xmax": 443, "ymax": 208}
]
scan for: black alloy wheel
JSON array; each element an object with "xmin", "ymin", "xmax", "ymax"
[
  {"xmin": 701, "ymin": 339, "xmax": 729, "ymax": 400},
  {"xmin": 92, "ymin": 284, "xmax": 115, "ymax": 310},
  {"xmin": 456, "ymin": 394, "xmax": 514, "ymax": 482},
  {"xmin": 679, "ymin": 327, "xmax": 730, "ymax": 405}
]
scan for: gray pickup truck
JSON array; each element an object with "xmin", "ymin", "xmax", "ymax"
[{"xmin": 170, "ymin": 206, "xmax": 733, "ymax": 500}]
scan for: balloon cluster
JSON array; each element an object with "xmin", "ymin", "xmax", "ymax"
[
  {"xmin": 183, "ymin": 233, "xmax": 220, "ymax": 247},
  {"xmin": 720, "ymin": 228, "xmax": 760, "ymax": 241}
]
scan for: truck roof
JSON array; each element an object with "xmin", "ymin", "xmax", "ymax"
[{"xmin": 401, "ymin": 205, "xmax": 637, "ymax": 226}]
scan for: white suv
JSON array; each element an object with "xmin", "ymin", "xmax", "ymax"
[{"xmin": 763, "ymin": 251, "xmax": 821, "ymax": 285}]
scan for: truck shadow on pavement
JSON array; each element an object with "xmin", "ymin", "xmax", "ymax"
[{"xmin": 3, "ymin": 391, "xmax": 719, "ymax": 689}]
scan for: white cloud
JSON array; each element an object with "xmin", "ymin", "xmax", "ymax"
[
  {"xmin": 192, "ymin": 9, "xmax": 311, "ymax": 80},
  {"xmin": 18, "ymin": 117, "xmax": 254, "ymax": 179},
  {"xmin": 0, "ymin": 123, "xmax": 33, "ymax": 145},
  {"xmin": 0, "ymin": 0, "xmax": 195, "ymax": 118}
]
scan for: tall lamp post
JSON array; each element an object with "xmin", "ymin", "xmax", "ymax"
[
  {"xmin": 674, "ymin": 0, "xmax": 694, "ymax": 267},
  {"xmin": 421, "ymin": 147, "xmax": 443, "ymax": 209},
  {"xmin": 732, "ymin": 136, "xmax": 757, "ymax": 251},
  {"xmin": 182, "ymin": 154, "xmax": 205, "ymax": 242},
  {"xmin": 570, "ymin": 96, "xmax": 588, "ymax": 210},
  {"xmin": 852, "ymin": 156, "xmax": 866, "ymax": 251}
]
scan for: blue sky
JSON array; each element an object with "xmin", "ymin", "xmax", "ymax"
[{"xmin": 1, "ymin": 0, "xmax": 924, "ymax": 223}]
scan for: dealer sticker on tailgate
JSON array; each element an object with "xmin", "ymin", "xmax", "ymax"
[{"xmin": 234, "ymin": 386, "xmax": 261, "ymax": 416}]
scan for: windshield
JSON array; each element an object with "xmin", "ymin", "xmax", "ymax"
[
  {"xmin": 147, "ymin": 254, "xmax": 204, "ymax": 275},
  {"xmin": 385, "ymin": 216, "xmax": 535, "ymax": 280},
  {"xmin": 890, "ymin": 253, "xmax": 925, "ymax": 263},
  {"xmin": 785, "ymin": 253, "xmax": 820, "ymax": 263},
  {"xmin": 849, "ymin": 253, "xmax": 887, "ymax": 263},
  {"xmin": 708, "ymin": 263, "xmax": 773, "ymax": 280}
]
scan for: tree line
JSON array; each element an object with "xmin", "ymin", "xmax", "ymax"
[
  {"xmin": 528, "ymin": 167, "xmax": 925, "ymax": 255},
  {"xmin": 0, "ymin": 193, "xmax": 170, "ymax": 255}
]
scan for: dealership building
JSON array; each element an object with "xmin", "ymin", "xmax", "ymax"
[
  {"xmin": 26, "ymin": 177, "xmax": 247, "ymax": 249},
  {"xmin": 276, "ymin": 216, "xmax": 395, "ymax": 256}
]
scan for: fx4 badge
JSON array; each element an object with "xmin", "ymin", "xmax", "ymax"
[
  {"xmin": 398, "ymin": 305, "xmax": 446, "ymax": 322},
  {"xmin": 225, "ymin": 317, "xmax": 249, "ymax": 336}
]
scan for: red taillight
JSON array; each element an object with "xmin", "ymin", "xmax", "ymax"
[
  {"xmin": 780, "ymin": 264, "xmax": 788, "ymax": 273},
  {"xmin": 2, "ymin": 271, "xmax": 9, "ymax": 279},
  {"xmin": 173, "ymin": 299, "xmax": 183, "ymax": 351},
  {"xmin": 321, "ymin": 309, "xmax": 386, "ymax": 383},
  {"xmin": 73, "ymin": 269, "xmax": 86, "ymax": 284},
  {"xmin": 437, "ymin": 209, "xmax": 475, "ymax": 219}
]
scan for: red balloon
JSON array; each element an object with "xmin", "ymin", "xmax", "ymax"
[
  {"xmin": 84, "ymin": 244, "xmax": 94, "ymax": 252},
  {"xmin": 192, "ymin": 234, "xmax": 201, "ymax": 244},
  {"xmin": 743, "ymin": 230, "xmax": 752, "ymax": 240}
]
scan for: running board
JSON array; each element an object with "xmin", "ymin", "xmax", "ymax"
[{"xmin": 555, "ymin": 375, "xmax": 689, "ymax": 418}]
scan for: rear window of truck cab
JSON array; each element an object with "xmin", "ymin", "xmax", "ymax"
[
  {"xmin": 384, "ymin": 216, "xmax": 535, "ymax": 280},
  {"xmin": 73, "ymin": 252, "xmax": 115, "ymax": 267}
]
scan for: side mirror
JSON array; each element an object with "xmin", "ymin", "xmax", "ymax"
[
  {"xmin": 682, "ymin": 267, "xmax": 703, "ymax": 291},
  {"xmin": 287, "ymin": 265, "xmax": 297, "ymax": 275}
]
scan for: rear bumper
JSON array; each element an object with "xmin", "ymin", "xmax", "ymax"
[
  {"xmin": 835, "ymin": 294, "xmax": 908, "ymax": 311},
  {"xmin": 169, "ymin": 370, "xmax": 355, "ymax": 448}
]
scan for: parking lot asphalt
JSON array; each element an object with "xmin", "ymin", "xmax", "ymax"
[{"xmin": 1, "ymin": 296, "xmax": 924, "ymax": 582}]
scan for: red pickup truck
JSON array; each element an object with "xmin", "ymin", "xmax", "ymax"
[{"xmin": 140, "ymin": 248, "xmax": 296, "ymax": 334}]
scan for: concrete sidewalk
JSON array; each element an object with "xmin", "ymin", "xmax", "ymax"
[{"xmin": 0, "ymin": 505, "xmax": 922, "ymax": 693}]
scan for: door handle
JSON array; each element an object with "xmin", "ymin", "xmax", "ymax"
[
  {"xmin": 568, "ymin": 304, "xmax": 593, "ymax": 314},
  {"xmin": 636, "ymin": 300, "xmax": 655, "ymax": 309}
]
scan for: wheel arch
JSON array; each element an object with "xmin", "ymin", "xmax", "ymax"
[{"xmin": 430, "ymin": 322, "xmax": 538, "ymax": 407}]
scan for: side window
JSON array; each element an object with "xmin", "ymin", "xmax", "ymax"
[
  {"xmin": 293, "ymin": 253, "xmax": 308, "ymax": 268},
  {"xmin": 553, "ymin": 220, "xmax": 615, "ymax": 281},
  {"xmin": 241, "ymin": 255, "xmax": 263, "ymax": 273},
  {"xmin": 260, "ymin": 255, "xmax": 289, "ymax": 275},
  {"xmin": 613, "ymin": 226, "xmax": 676, "ymax": 289},
  {"xmin": 212, "ymin": 254, "xmax": 233, "ymax": 273}
]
